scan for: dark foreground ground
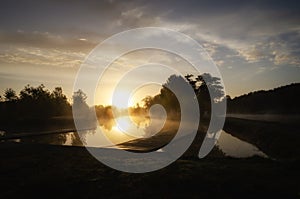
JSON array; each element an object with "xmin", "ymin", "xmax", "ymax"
[{"xmin": 0, "ymin": 142, "xmax": 299, "ymax": 199}]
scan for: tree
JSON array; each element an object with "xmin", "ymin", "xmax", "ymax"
[
  {"xmin": 73, "ymin": 89, "xmax": 89, "ymax": 115},
  {"xmin": 4, "ymin": 88, "xmax": 18, "ymax": 102},
  {"xmin": 0, "ymin": 84, "xmax": 73, "ymax": 120},
  {"xmin": 19, "ymin": 84, "xmax": 50, "ymax": 101},
  {"xmin": 72, "ymin": 89, "xmax": 89, "ymax": 117},
  {"xmin": 51, "ymin": 87, "xmax": 70, "ymax": 116},
  {"xmin": 51, "ymin": 87, "xmax": 65, "ymax": 99},
  {"xmin": 72, "ymin": 89, "xmax": 96, "ymax": 128},
  {"xmin": 142, "ymin": 96, "xmax": 153, "ymax": 110},
  {"xmin": 160, "ymin": 75, "xmax": 185, "ymax": 114},
  {"xmin": 141, "ymin": 75, "xmax": 187, "ymax": 119},
  {"xmin": 141, "ymin": 73, "xmax": 225, "ymax": 119},
  {"xmin": 185, "ymin": 73, "xmax": 224, "ymax": 101},
  {"xmin": 73, "ymin": 89, "xmax": 87, "ymax": 105},
  {"xmin": 18, "ymin": 84, "xmax": 53, "ymax": 118},
  {"xmin": 185, "ymin": 73, "xmax": 224, "ymax": 117}
]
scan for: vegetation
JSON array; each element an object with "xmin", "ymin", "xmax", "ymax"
[
  {"xmin": 0, "ymin": 85, "xmax": 93, "ymax": 132},
  {"xmin": 227, "ymin": 83, "xmax": 300, "ymax": 114},
  {"xmin": 0, "ymin": 73, "xmax": 226, "ymax": 134},
  {"xmin": 142, "ymin": 73, "xmax": 225, "ymax": 118},
  {"xmin": 0, "ymin": 77, "xmax": 299, "ymax": 198},
  {"xmin": 0, "ymin": 84, "xmax": 72, "ymax": 120},
  {"xmin": 0, "ymin": 72, "xmax": 225, "ymax": 122}
]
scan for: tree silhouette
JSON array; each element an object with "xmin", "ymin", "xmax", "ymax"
[
  {"xmin": 227, "ymin": 83, "xmax": 300, "ymax": 114},
  {"xmin": 185, "ymin": 73, "xmax": 224, "ymax": 117},
  {"xmin": 73, "ymin": 89, "xmax": 87, "ymax": 106},
  {"xmin": 141, "ymin": 75, "xmax": 184, "ymax": 120},
  {"xmin": 72, "ymin": 89, "xmax": 90, "ymax": 119},
  {"xmin": 51, "ymin": 87, "xmax": 70, "ymax": 116},
  {"xmin": 19, "ymin": 84, "xmax": 53, "ymax": 118},
  {"xmin": 142, "ymin": 73, "xmax": 225, "ymax": 119},
  {"xmin": 0, "ymin": 84, "xmax": 72, "ymax": 121},
  {"xmin": 4, "ymin": 88, "xmax": 18, "ymax": 102}
]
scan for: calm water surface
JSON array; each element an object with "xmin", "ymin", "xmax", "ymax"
[{"xmin": 1, "ymin": 117, "xmax": 267, "ymax": 158}]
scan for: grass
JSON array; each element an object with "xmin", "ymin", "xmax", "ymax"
[{"xmin": 0, "ymin": 142, "xmax": 299, "ymax": 198}]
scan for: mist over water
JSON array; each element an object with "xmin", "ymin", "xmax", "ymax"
[{"xmin": 1, "ymin": 116, "xmax": 268, "ymax": 158}]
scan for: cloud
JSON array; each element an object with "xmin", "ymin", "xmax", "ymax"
[
  {"xmin": 237, "ymin": 45, "xmax": 268, "ymax": 63},
  {"xmin": 0, "ymin": 31, "xmax": 96, "ymax": 51},
  {"xmin": 1, "ymin": 1, "xmax": 299, "ymax": 70},
  {"xmin": 0, "ymin": 47, "xmax": 86, "ymax": 68},
  {"xmin": 233, "ymin": 30, "xmax": 300, "ymax": 66},
  {"xmin": 1, "ymin": 0, "xmax": 300, "ymax": 100},
  {"xmin": 116, "ymin": 6, "xmax": 162, "ymax": 28},
  {"xmin": 0, "ymin": 30, "xmax": 101, "ymax": 68}
]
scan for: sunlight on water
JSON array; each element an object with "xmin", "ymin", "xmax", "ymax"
[
  {"xmin": 2, "ymin": 118, "xmax": 268, "ymax": 158},
  {"xmin": 114, "ymin": 116, "xmax": 150, "ymax": 138},
  {"xmin": 77, "ymin": 116, "xmax": 151, "ymax": 147},
  {"xmin": 217, "ymin": 130, "xmax": 268, "ymax": 158}
]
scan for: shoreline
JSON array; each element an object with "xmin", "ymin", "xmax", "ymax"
[
  {"xmin": 1, "ymin": 114, "xmax": 300, "ymax": 160},
  {"xmin": 0, "ymin": 141, "xmax": 299, "ymax": 198},
  {"xmin": 226, "ymin": 113, "xmax": 300, "ymax": 124}
]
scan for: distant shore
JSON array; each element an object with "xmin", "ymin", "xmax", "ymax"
[{"xmin": 227, "ymin": 113, "xmax": 300, "ymax": 124}]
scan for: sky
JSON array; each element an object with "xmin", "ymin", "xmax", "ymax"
[{"xmin": 0, "ymin": 0, "xmax": 300, "ymax": 106}]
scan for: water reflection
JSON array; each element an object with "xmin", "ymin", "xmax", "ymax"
[
  {"xmin": 70, "ymin": 116, "xmax": 151, "ymax": 147},
  {"xmin": 217, "ymin": 130, "xmax": 268, "ymax": 158},
  {"xmin": 2, "ymin": 117, "xmax": 268, "ymax": 158},
  {"xmin": 21, "ymin": 133, "xmax": 68, "ymax": 145}
]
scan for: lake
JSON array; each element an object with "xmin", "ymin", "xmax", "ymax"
[{"xmin": 1, "ymin": 116, "xmax": 267, "ymax": 158}]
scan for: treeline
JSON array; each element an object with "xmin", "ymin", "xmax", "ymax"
[
  {"xmin": 142, "ymin": 73, "xmax": 225, "ymax": 119},
  {"xmin": 227, "ymin": 83, "xmax": 300, "ymax": 114},
  {"xmin": 2, "ymin": 76, "xmax": 295, "ymax": 125},
  {"xmin": 95, "ymin": 104, "xmax": 146, "ymax": 120},
  {"xmin": 0, "ymin": 84, "xmax": 148, "ymax": 124},
  {"xmin": 0, "ymin": 85, "xmax": 72, "ymax": 120}
]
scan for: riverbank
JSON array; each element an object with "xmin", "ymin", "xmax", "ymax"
[
  {"xmin": 0, "ymin": 116, "xmax": 75, "ymax": 133},
  {"xmin": 224, "ymin": 117, "xmax": 300, "ymax": 159},
  {"xmin": 0, "ymin": 142, "xmax": 299, "ymax": 198},
  {"xmin": 2, "ymin": 115, "xmax": 299, "ymax": 160}
]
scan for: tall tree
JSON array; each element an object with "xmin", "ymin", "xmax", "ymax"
[
  {"xmin": 73, "ymin": 89, "xmax": 88, "ymax": 106},
  {"xmin": 185, "ymin": 73, "xmax": 224, "ymax": 117},
  {"xmin": 72, "ymin": 89, "xmax": 89, "ymax": 117},
  {"xmin": 51, "ymin": 87, "xmax": 70, "ymax": 116}
]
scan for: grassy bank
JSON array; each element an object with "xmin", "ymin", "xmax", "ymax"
[
  {"xmin": 224, "ymin": 117, "xmax": 300, "ymax": 159},
  {"xmin": 0, "ymin": 117, "xmax": 75, "ymax": 133},
  {"xmin": 0, "ymin": 142, "xmax": 299, "ymax": 198}
]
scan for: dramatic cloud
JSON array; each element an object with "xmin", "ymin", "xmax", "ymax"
[{"xmin": 0, "ymin": 0, "xmax": 299, "ymax": 100}]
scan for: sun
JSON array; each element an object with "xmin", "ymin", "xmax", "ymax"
[{"xmin": 111, "ymin": 90, "xmax": 134, "ymax": 108}]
